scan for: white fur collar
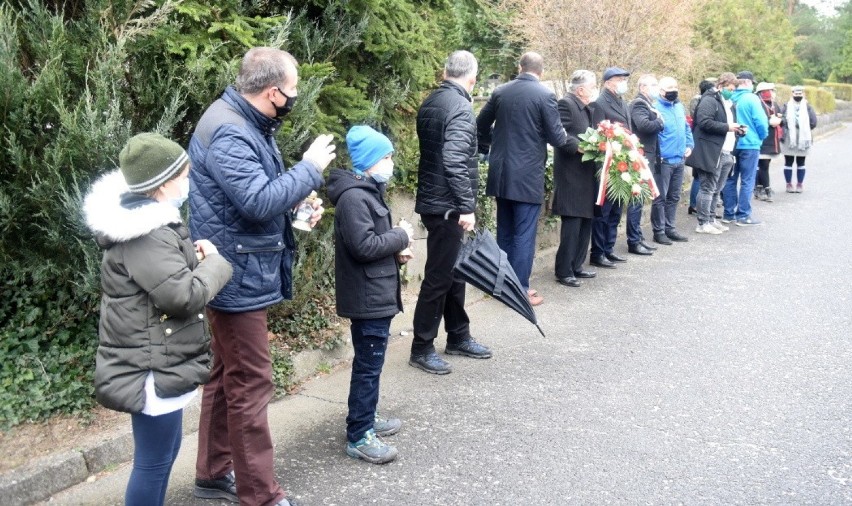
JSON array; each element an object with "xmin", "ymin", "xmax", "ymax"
[{"xmin": 84, "ymin": 170, "xmax": 182, "ymax": 244}]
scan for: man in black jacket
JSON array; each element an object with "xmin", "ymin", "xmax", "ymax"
[
  {"xmin": 477, "ymin": 52, "xmax": 568, "ymax": 306},
  {"xmin": 590, "ymin": 67, "xmax": 632, "ymax": 269},
  {"xmin": 411, "ymin": 50, "xmax": 491, "ymax": 375},
  {"xmin": 627, "ymin": 74, "xmax": 665, "ymax": 256},
  {"xmin": 552, "ymin": 70, "xmax": 600, "ymax": 288}
]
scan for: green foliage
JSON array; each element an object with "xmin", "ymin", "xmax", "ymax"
[{"xmin": 823, "ymin": 82, "xmax": 852, "ymax": 101}]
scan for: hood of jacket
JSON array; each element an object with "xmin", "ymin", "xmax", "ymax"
[
  {"xmin": 731, "ymin": 88, "xmax": 753, "ymax": 104},
  {"xmin": 327, "ymin": 168, "xmax": 384, "ymax": 206},
  {"xmin": 84, "ymin": 170, "xmax": 182, "ymax": 248}
]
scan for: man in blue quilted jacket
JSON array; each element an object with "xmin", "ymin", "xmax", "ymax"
[{"xmin": 188, "ymin": 47, "xmax": 336, "ymax": 506}]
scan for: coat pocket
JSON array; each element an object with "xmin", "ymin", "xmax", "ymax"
[
  {"xmin": 233, "ymin": 233, "xmax": 286, "ymax": 296},
  {"xmin": 363, "ymin": 261, "xmax": 397, "ymax": 309}
]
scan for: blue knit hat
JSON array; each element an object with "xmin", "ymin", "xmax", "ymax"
[{"xmin": 346, "ymin": 125, "xmax": 393, "ymax": 174}]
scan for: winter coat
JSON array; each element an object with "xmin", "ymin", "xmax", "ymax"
[
  {"xmin": 759, "ymin": 99, "xmax": 783, "ymax": 156},
  {"xmin": 629, "ymin": 93, "xmax": 665, "ymax": 169},
  {"xmin": 552, "ymin": 93, "xmax": 597, "ymax": 219},
  {"xmin": 731, "ymin": 89, "xmax": 769, "ymax": 150},
  {"xmin": 686, "ymin": 90, "xmax": 737, "ymax": 172},
  {"xmin": 656, "ymin": 96, "xmax": 694, "ymax": 161},
  {"xmin": 327, "ymin": 169, "xmax": 408, "ymax": 320},
  {"xmin": 478, "ymin": 73, "xmax": 568, "ymax": 204},
  {"xmin": 188, "ymin": 86, "xmax": 323, "ymax": 312},
  {"xmin": 84, "ymin": 171, "xmax": 232, "ymax": 414},
  {"xmin": 780, "ymin": 100, "xmax": 817, "ymax": 156},
  {"xmin": 415, "ymin": 80, "xmax": 479, "ymax": 216},
  {"xmin": 591, "ymin": 87, "xmax": 630, "ymax": 128}
]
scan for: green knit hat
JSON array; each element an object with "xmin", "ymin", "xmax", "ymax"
[{"xmin": 119, "ymin": 133, "xmax": 189, "ymax": 193}]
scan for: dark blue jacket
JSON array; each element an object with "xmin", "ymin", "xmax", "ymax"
[
  {"xmin": 188, "ymin": 87, "xmax": 324, "ymax": 312},
  {"xmin": 477, "ymin": 74, "xmax": 568, "ymax": 204}
]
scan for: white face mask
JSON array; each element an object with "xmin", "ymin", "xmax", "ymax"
[
  {"xmin": 370, "ymin": 158, "xmax": 394, "ymax": 184},
  {"xmin": 616, "ymin": 81, "xmax": 629, "ymax": 95},
  {"xmin": 168, "ymin": 177, "xmax": 190, "ymax": 208},
  {"xmin": 587, "ymin": 87, "xmax": 600, "ymax": 103}
]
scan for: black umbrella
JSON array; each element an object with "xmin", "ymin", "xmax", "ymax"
[{"xmin": 454, "ymin": 229, "xmax": 545, "ymax": 337}]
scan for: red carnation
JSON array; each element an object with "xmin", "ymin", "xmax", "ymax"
[
  {"xmin": 598, "ymin": 142, "xmax": 607, "ymax": 151},
  {"xmin": 632, "ymin": 161, "xmax": 642, "ymax": 171},
  {"xmin": 617, "ymin": 161, "xmax": 628, "ymax": 172}
]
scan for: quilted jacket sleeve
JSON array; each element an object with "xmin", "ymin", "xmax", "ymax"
[
  {"xmin": 443, "ymin": 107, "xmax": 477, "ymax": 213},
  {"xmin": 206, "ymin": 125, "xmax": 323, "ymax": 222}
]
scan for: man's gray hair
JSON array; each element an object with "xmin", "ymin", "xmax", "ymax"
[
  {"xmin": 569, "ymin": 70, "xmax": 596, "ymax": 93},
  {"xmin": 236, "ymin": 47, "xmax": 298, "ymax": 95},
  {"xmin": 637, "ymin": 74, "xmax": 657, "ymax": 88},
  {"xmin": 445, "ymin": 50, "xmax": 478, "ymax": 79}
]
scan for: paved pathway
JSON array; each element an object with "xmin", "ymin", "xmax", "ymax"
[{"xmin": 50, "ymin": 124, "xmax": 852, "ymax": 505}]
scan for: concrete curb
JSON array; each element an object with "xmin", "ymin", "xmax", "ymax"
[{"xmin": 0, "ymin": 345, "xmax": 354, "ymax": 506}]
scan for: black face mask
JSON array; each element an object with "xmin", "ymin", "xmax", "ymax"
[
  {"xmin": 793, "ymin": 96, "xmax": 803, "ymax": 102},
  {"xmin": 272, "ymin": 88, "xmax": 297, "ymax": 118},
  {"xmin": 663, "ymin": 90, "xmax": 679, "ymax": 102}
]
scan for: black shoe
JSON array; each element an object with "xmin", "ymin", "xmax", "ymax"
[
  {"xmin": 639, "ymin": 240, "xmax": 657, "ymax": 251},
  {"xmin": 687, "ymin": 206, "xmax": 696, "ymax": 215},
  {"xmin": 409, "ymin": 351, "xmax": 453, "ymax": 373},
  {"xmin": 573, "ymin": 270, "xmax": 597, "ymax": 279},
  {"xmin": 606, "ymin": 253, "xmax": 627, "ymax": 263},
  {"xmin": 666, "ymin": 230, "xmax": 688, "ymax": 242},
  {"xmin": 653, "ymin": 233, "xmax": 673, "ymax": 245},
  {"xmin": 590, "ymin": 256, "xmax": 616, "ymax": 268},
  {"xmin": 556, "ymin": 276, "xmax": 581, "ymax": 287},
  {"xmin": 628, "ymin": 243, "xmax": 653, "ymax": 255},
  {"xmin": 446, "ymin": 339, "xmax": 492, "ymax": 359},
  {"xmin": 195, "ymin": 471, "xmax": 238, "ymax": 503}
]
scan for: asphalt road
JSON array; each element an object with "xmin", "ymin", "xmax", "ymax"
[{"xmin": 51, "ymin": 124, "xmax": 852, "ymax": 505}]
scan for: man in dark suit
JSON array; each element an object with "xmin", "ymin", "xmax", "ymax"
[
  {"xmin": 477, "ymin": 52, "xmax": 568, "ymax": 306},
  {"xmin": 627, "ymin": 74, "xmax": 665, "ymax": 256},
  {"xmin": 590, "ymin": 67, "xmax": 632, "ymax": 269},
  {"xmin": 552, "ymin": 70, "xmax": 599, "ymax": 288}
]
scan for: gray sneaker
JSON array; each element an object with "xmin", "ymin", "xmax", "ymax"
[
  {"xmin": 346, "ymin": 429, "xmax": 398, "ymax": 464},
  {"xmin": 374, "ymin": 414, "xmax": 402, "ymax": 437},
  {"xmin": 445, "ymin": 339, "xmax": 492, "ymax": 359}
]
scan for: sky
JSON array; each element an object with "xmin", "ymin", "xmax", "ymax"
[{"xmin": 802, "ymin": 0, "xmax": 847, "ymax": 16}]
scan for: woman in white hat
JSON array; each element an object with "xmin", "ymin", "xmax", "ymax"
[{"xmin": 754, "ymin": 82, "xmax": 783, "ymax": 201}]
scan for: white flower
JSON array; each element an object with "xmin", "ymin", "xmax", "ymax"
[
  {"xmin": 631, "ymin": 183, "xmax": 642, "ymax": 194},
  {"xmin": 614, "ymin": 125, "xmax": 625, "ymax": 137},
  {"xmin": 611, "ymin": 142, "xmax": 623, "ymax": 154},
  {"xmin": 628, "ymin": 150, "xmax": 639, "ymax": 161},
  {"xmin": 620, "ymin": 172, "xmax": 632, "ymax": 183},
  {"xmin": 640, "ymin": 168, "xmax": 653, "ymax": 180}
]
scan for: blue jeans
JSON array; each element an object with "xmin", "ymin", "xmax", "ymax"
[
  {"xmin": 651, "ymin": 161, "xmax": 685, "ymax": 234},
  {"xmin": 126, "ymin": 410, "xmax": 183, "ymax": 506},
  {"xmin": 496, "ymin": 198, "xmax": 541, "ymax": 290},
  {"xmin": 347, "ymin": 317, "xmax": 392, "ymax": 442},
  {"xmin": 723, "ymin": 149, "xmax": 759, "ymax": 220},
  {"xmin": 591, "ymin": 199, "xmax": 622, "ymax": 258},
  {"xmin": 625, "ymin": 202, "xmax": 644, "ymax": 246}
]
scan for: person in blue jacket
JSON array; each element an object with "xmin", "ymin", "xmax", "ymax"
[
  {"xmin": 188, "ymin": 47, "xmax": 337, "ymax": 506},
  {"xmin": 722, "ymin": 71, "xmax": 769, "ymax": 226}
]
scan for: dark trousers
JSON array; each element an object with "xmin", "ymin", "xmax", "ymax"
[
  {"xmin": 757, "ymin": 158, "xmax": 772, "ymax": 188},
  {"xmin": 591, "ymin": 199, "xmax": 622, "ymax": 258},
  {"xmin": 196, "ymin": 308, "xmax": 285, "ymax": 506},
  {"xmin": 347, "ymin": 317, "xmax": 391, "ymax": 442},
  {"xmin": 625, "ymin": 202, "xmax": 644, "ymax": 246},
  {"xmin": 411, "ymin": 214, "xmax": 470, "ymax": 355},
  {"xmin": 126, "ymin": 410, "xmax": 183, "ymax": 506},
  {"xmin": 651, "ymin": 161, "xmax": 685, "ymax": 234},
  {"xmin": 495, "ymin": 198, "xmax": 541, "ymax": 290},
  {"xmin": 555, "ymin": 216, "xmax": 592, "ymax": 278}
]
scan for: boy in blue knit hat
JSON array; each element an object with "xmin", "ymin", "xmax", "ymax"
[{"xmin": 326, "ymin": 125, "xmax": 414, "ymax": 464}]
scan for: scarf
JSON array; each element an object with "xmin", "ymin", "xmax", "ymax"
[{"xmin": 785, "ymin": 99, "xmax": 812, "ymax": 151}]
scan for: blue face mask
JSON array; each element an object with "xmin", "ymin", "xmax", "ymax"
[
  {"xmin": 370, "ymin": 166, "xmax": 394, "ymax": 184},
  {"xmin": 168, "ymin": 178, "xmax": 189, "ymax": 208}
]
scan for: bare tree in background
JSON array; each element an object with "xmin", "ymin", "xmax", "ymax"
[{"xmin": 499, "ymin": 0, "xmax": 719, "ymax": 96}]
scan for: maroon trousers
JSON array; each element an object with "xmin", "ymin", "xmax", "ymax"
[{"xmin": 196, "ymin": 308, "xmax": 285, "ymax": 506}]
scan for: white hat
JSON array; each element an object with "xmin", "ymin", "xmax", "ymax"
[{"xmin": 755, "ymin": 82, "xmax": 775, "ymax": 93}]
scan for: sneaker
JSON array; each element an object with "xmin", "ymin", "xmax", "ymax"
[
  {"xmin": 346, "ymin": 429, "xmax": 398, "ymax": 464},
  {"xmin": 796, "ymin": 183, "xmax": 803, "ymax": 193},
  {"xmin": 764, "ymin": 187, "xmax": 774, "ymax": 202},
  {"xmin": 786, "ymin": 183, "xmax": 794, "ymax": 193},
  {"xmin": 194, "ymin": 470, "xmax": 238, "ymax": 503},
  {"xmin": 374, "ymin": 414, "xmax": 402, "ymax": 437},
  {"xmin": 695, "ymin": 223, "xmax": 722, "ymax": 235},
  {"xmin": 720, "ymin": 216, "xmax": 734, "ymax": 224},
  {"xmin": 409, "ymin": 351, "xmax": 452, "ymax": 374},
  {"xmin": 753, "ymin": 185, "xmax": 765, "ymax": 200},
  {"xmin": 736, "ymin": 217, "xmax": 763, "ymax": 226},
  {"xmin": 445, "ymin": 339, "xmax": 492, "ymax": 359},
  {"xmin": 710, "ymin": 220, "xmax": 729, "ymax": 232}
]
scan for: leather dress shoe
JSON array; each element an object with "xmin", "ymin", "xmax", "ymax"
[
  {"xmin": 195, "ymin": 471, "xmax": 238, "ymax": 503},
  {"xmin": 639, "ymin": 240, "xmax": 657, "ymax": 251},
  {"xmin": 446, "ymin": 339, "xmax": 492, "ymax": 359},
  {"xmin": 409, "ymin": 351, "xmax": 452, "ymax": 374},
  {"xmin": 666, "ymin": 230, "xmax": 689, "ymax": 242},
  {"xmin": 573, "ymin": 270, "xmax": 596, "ymax": 278},
  {"xmin": 606, "ymin": 253, "xmax": 627, "ymax": 263},
  {"xmin": 590, "ymin": 256, "xmax": 616, "ymax": 268},
  {"xmin": 628, "ymin": 243, "xmax": 654, "ymax": 255},
  {"xmin": 653, "ymin": 233, "xmax": 673, "ymax": 245},
  {"xmin": 556, "ymin": 276, "xmax": 581, "ymax": 287}
]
